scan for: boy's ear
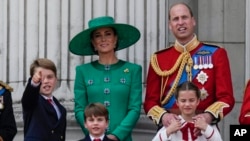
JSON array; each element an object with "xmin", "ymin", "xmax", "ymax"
[{"xmin": 106, "ymin": 120, "xmax": 109, "ymax": 128}]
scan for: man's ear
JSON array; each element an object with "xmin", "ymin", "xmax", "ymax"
[
  {"xmin": 168, "ymin": 22, "xmax": 172, "ymax": 31},
  {"xmin": 192, "ymin": 17, "xmax": 196, "ymax": 27}
]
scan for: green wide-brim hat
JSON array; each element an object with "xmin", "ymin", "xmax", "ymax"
[{"xmin": 69, "ymin": 16, "xmax": 141, "ymax": 56}]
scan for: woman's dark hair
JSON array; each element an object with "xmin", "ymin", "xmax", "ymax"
[
  {"xmin": 90, "ymin": 27, "xmax": 118, "ymax": 55},
  {"xmin": 175, "ymin": 81, "xmax": 200, "ymax": 99}
]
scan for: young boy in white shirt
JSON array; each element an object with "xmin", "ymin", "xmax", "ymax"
[{"xmin": 78, "ymin": 103, "xmax": 115, "ymax": 141}]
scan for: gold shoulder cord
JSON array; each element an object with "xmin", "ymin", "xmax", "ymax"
[
  {"xmin": 0, "ymin": 81, "xmax": 13, "ymax": 92},
  {"xmin": 150, "ymin": 52, "xmax": 193, "ymax": 105}
]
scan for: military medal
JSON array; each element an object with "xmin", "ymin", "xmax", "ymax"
[
  {"xmin": 193, "ymin": 57, "xmax": 199, "ymax": 70},
  {"xmin": 196, "ymin": 71, "xmax": 208, "ymax": 85},
  {"xmin": 200, "ymin": 87, "xmax": 209, "ymax": 100},
  {"xmin": 198, "ymin": 56, "xmax": 203, "ymax": 69},
  {"xmin": 203, "ymin": 56, "xmax": 209, "ymax": 69},
  {"xmin": 208, "ymin": 56, "xmax": 213, "ymax": 69}
]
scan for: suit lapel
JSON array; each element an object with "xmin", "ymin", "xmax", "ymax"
[{"xmin": 42, "ymin": 97, "xmax": 58, "ymax": 120}]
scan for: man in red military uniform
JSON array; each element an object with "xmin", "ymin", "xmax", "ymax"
[
  {"xmin": 239, "ymin": 80, "xmax": 250, "ymax": 124},
  {"xmin": 144, "ymin": 2, "xmax": 235, "ymax": 131}
]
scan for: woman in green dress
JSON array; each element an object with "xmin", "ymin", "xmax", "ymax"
[{"xmin": 69, "ymin": 16, "xmax": 142, "ymax": 141}]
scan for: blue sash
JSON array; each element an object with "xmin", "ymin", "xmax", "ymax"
[
  {"xmin": 163, "ymin": 45, "xmax": 218, "ymax": 109},
  {"xmin": 0, "ymin": 88, "xmax": 6, "ymax": 96}
]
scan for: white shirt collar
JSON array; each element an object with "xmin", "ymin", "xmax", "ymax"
[
  {"xmin": 90, "ymin": 134, "xmax": 105, "ymax": 141},
  {"xmin": 41, "ymin": 95, "xmax": 53, "ymax": 101}
]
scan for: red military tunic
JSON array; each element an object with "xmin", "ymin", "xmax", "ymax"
[
  {"xmin": 144, "ymin": 36, "xmax": 235, "ymax": 124},
  {"xmin": 239, "ymin": 80, "xmax": 250, "ymax": 124}
]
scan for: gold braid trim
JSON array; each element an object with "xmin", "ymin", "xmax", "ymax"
[
  {"xmin": 150, "ymin": 52, "xmax": 193, "ymax": 106},
  {"xmin": 0, "ymin": 81, "xmax": 13, "ymax": 92},
  {"xmin": 244, "ymin": 112, "xmax": 250, "ymax": 117},
  {"xmin": 204, "ymin": 101, "xmax": 229, "ymax": 120},
  {"xmin": 151, "ymin": 53, "xmax": 185, "ymax": 76},
  {"xmin": 147, "ymin": 105, "xmax": 167, "ymax": 125}
]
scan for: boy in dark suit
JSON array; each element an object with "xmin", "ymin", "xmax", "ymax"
[
  {"xmin": 78, "ymin": 103, "xmax": 115, "ymax": 141},
  {"xmin": 0, "ymin": 81, "xmax": 17, "ymax": 141},
  {"xmin": 21, "ymin": 58, "xmax": 67, "ymax": 141}
]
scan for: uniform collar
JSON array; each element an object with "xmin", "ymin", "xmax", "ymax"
[{"xmin": 174, "ymin": 34, "xmax": 200, "ymax": 52}]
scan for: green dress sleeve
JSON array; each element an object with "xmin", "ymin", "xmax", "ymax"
[
  {"xmin": 74, "ymin": 65, "xmax": 88, "ymax": 134},
  {"xmin": 111, "ymin": 64, "xmax": 142, "ymax": 140}
]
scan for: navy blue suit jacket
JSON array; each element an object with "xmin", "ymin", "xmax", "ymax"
[
  {"xmin": 21, "ymin": 78, "xmax": 67, "ymax": 141},
  {"xmin": 78, "ymin": 134, "xmax": 115, "ymax": 141}
]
